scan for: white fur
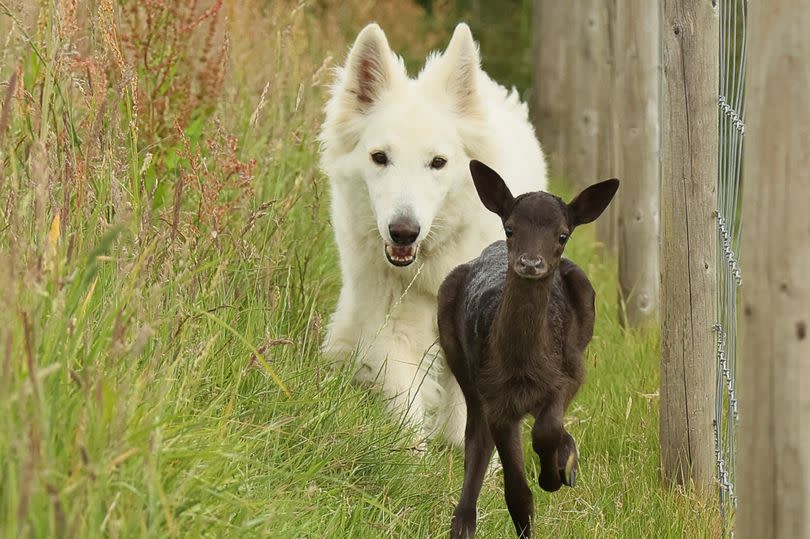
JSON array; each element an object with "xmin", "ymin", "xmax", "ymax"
[{"xmin": 319, "ymin": 23, "xmax": 547, "ymax": 446}]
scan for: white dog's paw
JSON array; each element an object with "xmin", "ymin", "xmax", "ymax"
[
  {"xmin": 428, "ymin": 390, "xmax": 467, "ymax": 448},
  {"xmin": 408, "ymin": 437, "xmax": 429, "ymax": 455},
  {"xmin": 438, "ymin": 413, "xmax": 467, "ymax": 448}
]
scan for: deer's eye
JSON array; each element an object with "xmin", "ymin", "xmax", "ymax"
[
  {"xmin": 430, "ymin": 156, "xmax": 447, "ymax": 170},
  {"xmin": 371, "ymin": 151, "xmax": 389, "ymax": 166},
  {"xmin": 559, "ymin": 234, "xmax": 569, "ymax": 245},
  {"xmin": 505, "ymin": 227, "xmax": 513, "ymax": 238}
]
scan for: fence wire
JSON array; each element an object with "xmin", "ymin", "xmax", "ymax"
[{"xmin": 715, "ymin": 0, "xmax": 746, "ymax": 534}]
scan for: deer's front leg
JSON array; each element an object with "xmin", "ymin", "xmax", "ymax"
[
  {"xmin": 532, "ymin": 399, "xmax": 577, "ymax": 491},
  {"xmin": 451, "ymin": 407, "xmax": 494, "ymax": 539},
  {"xmin": 490, "ymin": 420, "xmax": 533, "ymax": 539}
]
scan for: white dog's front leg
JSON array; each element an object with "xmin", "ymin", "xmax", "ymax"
[
  {"xmin": 431, "ymin": 361, "xmax": 467, "ymax": 447},
  {"xmin": 323, "ymin": 284, "xmax": 441, "ymax": 437},
  {"xmin": 355, "ymin": 341, "xmax": 431, "ymax": 429},
  {"xmin": 358, "ymin": 306, "xmax": 443, "ymax": 437}
]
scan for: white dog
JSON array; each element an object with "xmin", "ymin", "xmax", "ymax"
[{"xmin": 320, "ymin": 22, "xmax": 547, "ymax": 446}]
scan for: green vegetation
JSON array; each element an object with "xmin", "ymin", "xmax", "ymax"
[{"xmin": 0, "ymin": 2, "xmax": 719, "ymax": 537}]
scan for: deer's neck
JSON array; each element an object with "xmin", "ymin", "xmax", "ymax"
[{"xmin": 492, "ymin": 271, "xmax": 552, "ymax": 365}]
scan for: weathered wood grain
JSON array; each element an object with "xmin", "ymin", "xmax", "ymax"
[
  {"xmin": 616, "ymin": 0, "xmax": 660, "ymax": 327},
  {"xmin": 738, "ymin": 2, "xmax": 810, "ymax": 536},
  {"xmin": 532, "ymin": 0, "xmax": 572, "ymax": 180},
  {"xmin": 659, "ymin": 0, "xmax": 718, "ymax": 492}
]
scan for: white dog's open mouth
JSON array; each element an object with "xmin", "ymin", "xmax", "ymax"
[{"xmin": 385, "ymin": 243, "xmax": 419, "ymax": 267}]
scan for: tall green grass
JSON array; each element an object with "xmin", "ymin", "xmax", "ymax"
[{"xmin": 0, "ymin": 2, "xmax": 719, "ymax": 537}]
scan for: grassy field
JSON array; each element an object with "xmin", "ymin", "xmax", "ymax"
[{"xmin": 0, "ymin": 2, "xmax": 720, "ymax": 537}]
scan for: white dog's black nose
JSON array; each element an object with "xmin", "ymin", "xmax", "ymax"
[{"xmin": 389, "ymin": 218, "xmax": 420, "ymax": 245}]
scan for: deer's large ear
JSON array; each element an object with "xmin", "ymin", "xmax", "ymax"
[
  {"xmin": 568, "ymin": 179, "xmax": 620, "ymax": 227},
  {"xmin": 342, "ymin": 24, "xmax": 399, "ymax": 111},
  {"xmin": 470, "ymin": 160, "xmax": 514, "ymax": 219}
]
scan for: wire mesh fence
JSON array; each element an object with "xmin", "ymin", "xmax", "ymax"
[{"xmin": 715, "ymin": 0, "xmax": 747, "ymax": 534}]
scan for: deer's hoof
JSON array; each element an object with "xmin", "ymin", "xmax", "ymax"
[
  {"xmin": 557, "ymin": 434, "xmax": 578, "ymax": 488},
  {"xmin": 450, "ymin": 506, "xmax": 476, "ymax": 539},
  {"xmin": 561, "ymin": 452, "xmax": 577, "ymax": 487},
  {"xmin": 560, "ymin": 453, "xmax": 577, "ymax": 487}
]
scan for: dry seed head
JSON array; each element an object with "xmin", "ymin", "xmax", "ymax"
[
  {"xmin": 249, "ymin": 81, "xmax": 271, "ymax": 128},
  {"xmin": 98, "ymin": 0, "xmax": 125, "ymax": 73}
]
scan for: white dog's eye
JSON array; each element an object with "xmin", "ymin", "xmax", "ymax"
[
  {"xmin": 371, "ymin": 151, "xmax": 389, "ymax": 166},
  {"xmin": 430, "ymin": 156, "xmax": 447, "ymax": 170}
]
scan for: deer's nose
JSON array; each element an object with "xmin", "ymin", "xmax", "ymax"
[
  {"xmin": 388, "ymin": 218, "xmax": 420, "ymax": 246},
  {"xmin": 518, "ymin": 254, "xmax": 548, "ymax": 276}
]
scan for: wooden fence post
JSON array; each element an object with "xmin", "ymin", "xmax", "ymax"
[
  {"xmin": 595, "ymin": 0, "xmax": 619, "ymax": 253},
  {"xmin": 616, "ymin": 0, "xmax": 660, "ymax": 326},
  {"xmin": 532, "ymin": 0, "xmax": 573, "ymax": 180},
  {"xmin": 564, "ymin": 0, "xmax": 608, "ymax": 192},
  {"xmin": 659, "ymin": 0, "xmax": 717, "ymax": 491},
  {"xmin": 738, "ymin": 2, "xmax": 810, "ymax": 536},
  {"xmin": 534, "ymin": 0, "xmax": 612, "ymax": 196}
]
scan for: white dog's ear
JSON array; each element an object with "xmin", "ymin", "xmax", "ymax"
[
  {"xmin": 435, "ymin": 23, "xmax": 481, "ymax": 115},
  {"xmin": 342, "ymin": 24, "xmax": 399, "ymax": 111}
]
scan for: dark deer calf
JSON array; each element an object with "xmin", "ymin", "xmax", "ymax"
[{"xmin": 438, "ymin": 161, "xmax": 618, "ymax": 538}]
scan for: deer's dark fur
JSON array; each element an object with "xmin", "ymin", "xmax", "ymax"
[{"xmin": 438, "ymin": 160, "xmax": 619, "ymax": 539}]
